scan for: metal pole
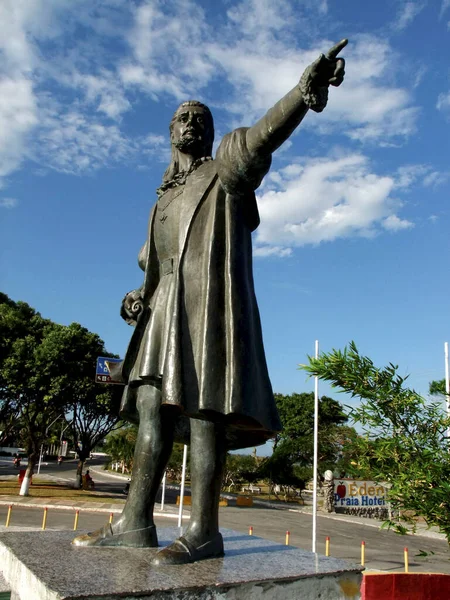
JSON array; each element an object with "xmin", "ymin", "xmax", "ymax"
[
  {"xmin": 38, "ymin": 414, "xmax": 64, "ymax": 474},
  {"xmin": 177, "ymin": 444, "xmax": 188, "ymax": 528},
  {"xmin": 59, "ymin": 422, "xmax": 71, "ymax": 455},
  {"xmin": 445, "ymin": 342, "xmax": 450, "ymax": 439},
  {"xmin": 312, "ymin": 340, "xmax": 319, "ymax": 553},
  {"xmin": 160, "ymin": 471, "xmax": 167, "ymax": 511},
  {"xmin": 37, "ymin": 444, "xmax": 44, "ymax": 475}
]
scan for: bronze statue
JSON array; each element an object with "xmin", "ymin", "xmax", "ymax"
[{"xmin": 73, "ymin": 39, "xmax": 347, "ymax": 564}]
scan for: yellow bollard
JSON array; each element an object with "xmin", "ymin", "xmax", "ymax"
[
  {"xmin": 325, "ymin": 536, "xmax": 330, "ymax": 557},
  {"xmin": 41, "ymin": 507, "xmax": 48, "ymax": 530},
  {"xmin": 361, "ymin": 541, "xmax": 365, "ymax": 566},
  {"xmin": 248, "ymin": 526, "xmax": 253, "ymax": 535},
  {"xmin": 73, "ymin": 510, "xmax": 80, "ymax": 531},
  {"xmin": 285, "ymin": 530, "xmax": 290, "ymax": 546},
  {"xmin": 404, "ymin": 547, "xmax": 409, "ymax": 573},
  {"xmin": 109, "ymin": 512, "xmax": 114, "ymax": 524},
  {"xmin": 5, "ymin": 505, "xmax": 12, "ymax": 527}
]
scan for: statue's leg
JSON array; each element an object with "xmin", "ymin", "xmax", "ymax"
[
  {"xmin": 152, "ymin": 418, "xmax": 226, "ymax": 564},
  {"xmin": 72, "ymin": 383, "xmax": 174, "ymax": 547}
]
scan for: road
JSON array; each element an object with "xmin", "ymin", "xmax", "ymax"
[{"xmin": 1, "ymin": 456, "xmax": 449, "ymax": 573}]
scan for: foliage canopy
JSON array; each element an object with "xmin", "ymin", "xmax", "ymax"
[
  {"xmin": 0, "ymin": 293, "xmax": 121, "ymax": 491},
  {"xmin": 301, "ymin": 341, "xmax": 450, "ymax": 543}
]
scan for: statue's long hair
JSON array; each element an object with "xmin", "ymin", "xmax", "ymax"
[{"xmin": 161, "ymin": 101, "xmax": 215, "ymax": 186}]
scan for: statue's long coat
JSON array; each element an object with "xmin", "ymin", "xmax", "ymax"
[{"xmin": 120, "ymin": 129, "xmax": 281, "ymax": 450}]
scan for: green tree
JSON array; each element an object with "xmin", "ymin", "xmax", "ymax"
[
  {"xmin": 104, "ymin": 425, "xmax": 137, "ymax": 472},
  {"xmin": 37, "ymin": 322, "xmax": 122, "ymax": 487},
  {"xmin": 0, "ymin": 294, "xmax": 122, "ymax": 493},
  {"xmin": 257, "ymin": 447, "xmax": 307, "ymax": 498},
  {"xmin": 0, "ymin": 294, "xmax": 49, "ymax": 445},
  {"xmin": 166, "ymin": 443, "xmax": 189, "ymax": 483},
  {"xmin": 257, "ymin": 392, "xmax": 351, "ymax": 494},
  {"xmin": 301, "ymin": 341, "xmax": 450, "ymax": 543},
  {"xmin": 429, "ymin": 379, "xmax": 447, "ymax": 397},
  {"xmin": 333, "ymin": 425, "xmax": 363, "ymax": 477},
  {"xmin": 1, "ymin": 311, "xmax": 66, "ymax": 492},
  {"xmin": 223, "ymin": 453, "xmax": 259, "ymax": 492},
  {"xmin": 103, "ymin": 431, "xmax": 189, "ymax": 484}
]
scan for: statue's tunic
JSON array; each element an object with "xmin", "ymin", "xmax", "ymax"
[{"xmin": 120, "ymin": 128, "xmax": 282, "ymax": 450}]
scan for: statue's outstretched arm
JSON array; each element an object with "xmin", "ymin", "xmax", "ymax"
[{"xmin": 246, "ymin": 39, "xmax": 347, "ymax": 157}]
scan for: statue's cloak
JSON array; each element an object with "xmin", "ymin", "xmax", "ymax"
[{"xmin": 120, "ymin": 128, "xmax": 281, "ymax": 450}]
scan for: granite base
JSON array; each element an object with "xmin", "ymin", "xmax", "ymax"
[{"xmin": 0, "ymin": 527, "xmax": 362, "ymax": 599}]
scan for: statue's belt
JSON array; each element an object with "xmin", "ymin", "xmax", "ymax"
[{"xmin": 160, "ymin": 257, "xmax": 174, "ymax": 276}]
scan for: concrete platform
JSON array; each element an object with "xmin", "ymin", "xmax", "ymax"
[{"xmin": 0, "ymin": 527, "xmax": 363, "ymax": 599}]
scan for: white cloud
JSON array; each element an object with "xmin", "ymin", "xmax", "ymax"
[
  {"xmin": 120, "ymin": 0, "xmax": 213, "ymax": 100},
  {"xmin": 423, "ymin": 171, "xmax": 449, "ymax": 187},
  {"xmin": 437, "ymin": 92, "xmax": 450, "ymax": 113},
  {"xmin": 440, "ymin": 0, "xmax": 450, "ymax": 18},
  {"xmin": 141, "ymin": 134, "xmax": 171, "ymax": 163},
  {"xmin": 226, "ymin": 0, "xmax": 296, "ymax": 42},
  {"xmin": 204, "ymin": 34, "xmax": 418, "ymax": 143},
  {"xmin": 315, "ymin": 36, "xmax": 418, "ymax": 143},
  {"xmin": 0, "ymin": 197, "xmax": 18, "ymax": 208},
  {"xmin": 253, "ymin": 152, "xmax": 419, "ymax": 252},
  {"xmin": 36, "ymin": 109, "xmax": 136, "ymax": 174},
  {"xmin": 392, "ymin": 2, "xmax": 427, "ymax": 31},
  {"xmin": 0, "ymin": 0, "xmax": 426, "ymax": 196},
  {"xmin": 115, "ymin": 3, "xmax": 419, "ymax": 144},
  {"xmin": 382, "ymin": 214, "xmax": 414, "ymax": 230},
  {"xmin": 394, "ymin": 164, "xmax": 430, "ymax": 189},
  {"xmin": 0, "ymin": 0, "xmax": 157, "ymax": 180},
  {"xmin": 393, "ymin": 164, "xmax": 449, "ymax": 189},
  {"xmin": 0, "ymin": 78, "xmax": 38, "ymax": 177},
  {"xmin": 254, "ymin": 245, "xmax": 293, "ymax": 258},
  {"xmin": 66, "ymin": 72, "xmax": 131, "ymax": 121}
]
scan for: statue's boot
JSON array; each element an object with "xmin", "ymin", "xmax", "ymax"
[
  {"xmin": 153, "ymin": 420, "xmax": 226, "ymax": 565},
  {"xmin": 72, "ymin": 521, "xmax": 158, "ymax": 548},
  {"xmin": 152, "ymin": 532, "xmax": 223, "ymax": 565},
  {"xmin": 72, "ymin": 384, "xmax": 174, "ymax": 548}
]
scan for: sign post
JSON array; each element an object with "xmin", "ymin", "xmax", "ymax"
[{"xmin": 96, "ymin": 357, "xmax": 123, "ymax": 384}]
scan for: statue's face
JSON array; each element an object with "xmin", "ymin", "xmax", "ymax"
[{"xmin": 171, "ymin": 105, "xmax": 209, "ymax": 156}]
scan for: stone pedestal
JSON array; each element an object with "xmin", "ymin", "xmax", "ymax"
[{"xmin": 0, "ymin": 527, "xmax": 362, "ymax": 599}]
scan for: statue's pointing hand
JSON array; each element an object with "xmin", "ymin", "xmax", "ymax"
[
  {"xmin": 310, "ymin": 39, "xmax": 347, "ymax": 87},
  {"xmin": 300, "ymin": 38, "xmax": 347, "ymax": 113}
]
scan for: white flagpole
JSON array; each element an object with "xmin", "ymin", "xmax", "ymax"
[
  {"xmin": 177, "ymin": 444, "xmax": 188, "ymax": 528},
  {"xmin": 312, "ymin": 340, "xmax": 319, "ymax": 553},
  {"xmin": 445, "ymin": 342, "xmax": 450, "ymax": 438},
  {"xmin": 160, "ymin": 471, "xmax": 167, "ymax": 511}
]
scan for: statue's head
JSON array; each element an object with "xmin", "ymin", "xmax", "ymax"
[{"xmin": 169, "ymin": 100, "xmax": 214, "ymax": 157}]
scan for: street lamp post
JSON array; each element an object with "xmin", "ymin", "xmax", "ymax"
[{"xmin": 37, "ymin": 414, "xmax": 64, "ymax": 475}]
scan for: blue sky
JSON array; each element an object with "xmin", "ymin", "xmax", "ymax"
[{"xmin": 1, "ymin": 0, "xmax": 450, "ymax": 428}]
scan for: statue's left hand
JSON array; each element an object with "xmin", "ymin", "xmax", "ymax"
[
  {"xmin": 309, "ymin": 39, "xmax": 347, "ymax": 88},
  {"xmin": 120, "ymin": 289, "xmax": 144, "ymax": 326}
]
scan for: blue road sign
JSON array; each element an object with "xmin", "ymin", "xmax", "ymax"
[{"xmin": 96, "ymin": 357, "xmax": 123, "ymax": 384}]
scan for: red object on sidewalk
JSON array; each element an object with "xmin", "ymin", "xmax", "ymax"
[
  {"xmin": 18, "ymin": 469, "xmax": 32, "ymax": 485},
  {"xmin": 362, "ymin": 573, "xmax": 450, "ymax": 600}
]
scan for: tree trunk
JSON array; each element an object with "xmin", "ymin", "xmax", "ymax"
[
  {"xmin": 74, "ymin": 458, "xmax": 85, "ymax": 489},
  {"xmin": 19, "ymin": 453, "xmax": 37, "ymax": 496}
]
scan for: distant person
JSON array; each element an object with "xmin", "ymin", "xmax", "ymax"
[{"xmin": 83, "ymin": 470, "xmax": 95, "ymax": 490}]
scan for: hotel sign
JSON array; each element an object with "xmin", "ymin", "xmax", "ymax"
[{"xmin": 334, "ymin": 479, "xmax": 387, "ymax": 508}]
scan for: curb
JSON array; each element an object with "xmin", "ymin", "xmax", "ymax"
[{"xmin": 0, "ymin": 499, "xmax": 186, "ymax": 520}]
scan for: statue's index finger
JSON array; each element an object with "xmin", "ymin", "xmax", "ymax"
[{"xmin": 325, "ymin": 38, "xmax": 348, "ymax": 60}]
